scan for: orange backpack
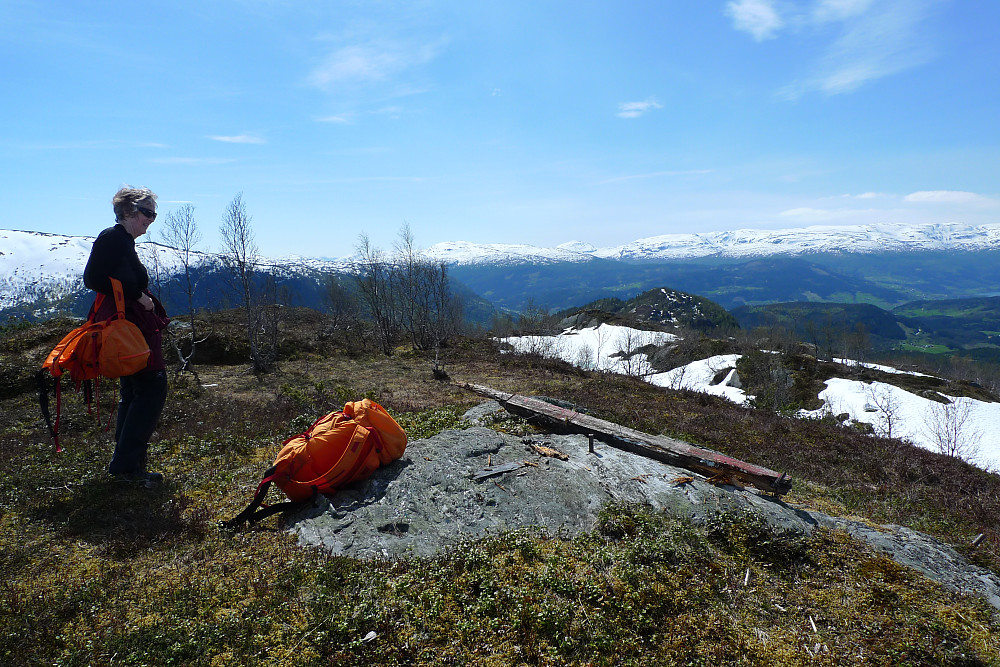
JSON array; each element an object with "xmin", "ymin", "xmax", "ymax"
[
  {"xmin": 43, "ymin": 278, "xmax": 150, "ymax": 381},
  {"xmin": 224, "ymin": 399, "xmax": 408, "ymax": 527},
  {"xmin": 39, "ymin": 278, "xmax": 151, "ymax": 450}
]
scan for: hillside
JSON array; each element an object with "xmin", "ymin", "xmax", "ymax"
[
  {"xmin": 447, "ymin": 255, "xmax": 918, "ymax": 313},
  {"xmin": 730, "ymin": 298, "xmax": 1000, "ymax": 361},
  {"xmin": 894, "ymin": 296, "xmax": 1000, "ymax": 357},
  {"xmin": 3, "ymin": 310, "xmax": 1000, "ymax": 664},
  {"xmin": 556, "ymin": 287, "xmax": 739, "ymax": 333},
  {"xmin": 731, "ymin": 302, "xmax": 907, "ymax": 347}
]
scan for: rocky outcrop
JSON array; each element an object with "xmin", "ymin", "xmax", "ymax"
[{"xmin": 292, "ymin": 402, "xmax": 1000, "ymax": 610}]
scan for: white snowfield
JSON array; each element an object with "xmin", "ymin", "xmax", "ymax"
[
  {"xmin": 503, "ymin": 323, "xmax": 678, "ymax": 377},
  {"xmin": 501, "ymin": 325, "xmax": 1000, "ymax": 471}
]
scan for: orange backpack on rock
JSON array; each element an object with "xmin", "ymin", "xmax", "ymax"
[
  {"xmin": 224, "ymin": 399, "xmax": 408, "ymax": 527},
  {"xmin": 38, "ymin": 278, "xmax": 151, "ymax": 450}
]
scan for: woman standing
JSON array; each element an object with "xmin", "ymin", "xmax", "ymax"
[{"xmin": 84, "ymin": 186, "xmax": 170, "ymax": 488}]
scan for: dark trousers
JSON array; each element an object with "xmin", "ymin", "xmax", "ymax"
[{"xmin": 109, "ymin": 370, "xmax": 168, "ymax": 475}]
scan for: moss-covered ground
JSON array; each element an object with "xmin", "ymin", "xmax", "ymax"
[{"xmin": 2, "ymin": 316, "xmax": 999, "ymax": 666}]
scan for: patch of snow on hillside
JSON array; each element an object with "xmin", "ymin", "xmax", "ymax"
[
  {"xmin": 499, "ymin": 325, "xmax": 1000, "ymax": 471},
  {"xmin": 648, "ymin": 355, "xmax": 746, "ymax": 403},
  {"xmin": 834, "ymin": 358, "xmax": 929, "ymax": 377},
  {"xmin": 801, "ymin": 379, "xmax": 1000, "ymax": 470},
  {"xmin": 500, "ymin": 324, "xmax": 677, "ymax": 375}
]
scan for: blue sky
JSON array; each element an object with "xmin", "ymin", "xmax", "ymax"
[{"xmin": 2, "ymin": 0, "xmax": 999, "ymax": 257}]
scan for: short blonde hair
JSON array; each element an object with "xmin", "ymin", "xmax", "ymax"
[{"xmin": 112, "ymin": 186, "xmax": 158, "ymax": 222}]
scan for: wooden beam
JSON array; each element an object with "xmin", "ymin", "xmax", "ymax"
[{"xmin": 462, "ymin": 383, "xmax": 792, "ymax": 496}]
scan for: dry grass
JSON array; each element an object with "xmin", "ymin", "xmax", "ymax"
[{"xmin": 2, "ymin": 313, "xmax": 999, "ymax": 666}]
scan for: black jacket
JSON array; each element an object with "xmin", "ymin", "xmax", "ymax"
[
  {"xmin": 83, "ymin": 223, "xmax": 169, "ymax": 372},
  {"xmin": 83, "ymin": 224, "xmax": 149, "ymax": 300}
]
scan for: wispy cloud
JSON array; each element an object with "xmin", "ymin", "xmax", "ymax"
[
  {"xmin": 208, "ymin": 134, "xmax": 266, "ymax": 144},
  {"xmin": 149, "ymin": 157, "xmax": 236, "ymax": 165},
  {"xmin": 308, "ymin": 38, "xmax": 446, "ymax": 90},
  {"xmin": 617, "ymin": 98, "xmax": 663, "ymax": 119},
  {"xmin": 812, "ymin": 0, "xmax": 874, "ymax": 22},
  {"xmin": 599, "ymin": 169, "xmax": 712, "ymax": 185},
  {"xmin": 812, "ymin": 0, "xmax": 936, "ymax": 96},
  {"xmin": 840, "ymin": 191, "xmax": 887, "ymax": 199},
  {"xmin": 726, "ymin": 0, "xmax": 783, "ymax": 41},
  {"xmin": 729, "ymin": 0, "xmax": 941, "ymax": 98},
  {"xmin": 337, "ymin": 176, "xmax": 425, "ymax": 182},
  {"xmin": 904, "ymin": 190, "xmax": 999, "ymax": 206},
  {"xmin": 316, "ymin": 114, "xmax": 353, "ymax": 124}
]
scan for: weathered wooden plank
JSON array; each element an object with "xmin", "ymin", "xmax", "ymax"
[
  {"xmin": 472, "ymin": 461, "xmax": 525, "ymax": 481},
  {"xmin": 463, "ymin": 383, "xmax": 792, "ymax": 496}
]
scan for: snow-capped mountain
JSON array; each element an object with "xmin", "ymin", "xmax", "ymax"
[
  {"xmin": 4, "ymin": 221, "xmax": 1000, "ymax": 316},
  {"xmin": 0, "ymin": 229, "xmax": 350, "ymax": 315},
  {"xmin": 589, "ymin": 222, "xmax": 1000, "ymax": 261},
  {"xmin": 423, "ymin": 221, "xmax": 1000, "ymax": 264},
  {"xmin": 421, "ymin": 240, "xmax": 593, "ymax": 266}
]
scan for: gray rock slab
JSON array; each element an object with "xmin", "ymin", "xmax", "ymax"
[{"xmin": 290, "ymin": 424, "xmax": 1000, "ymax": 610}]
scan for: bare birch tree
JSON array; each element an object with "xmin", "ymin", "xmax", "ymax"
[
  {"xmin": 353, "ymin": 229, "xmax": 462, "ymax": 358},
  {"xmin": 323, "ymin": 274, "xmax": 360, "ymax": 341},
  {"xmin": 614, "ymin": 328, "xmax": 651, "ymax": 377},
  {"xmin": 160, "ymin": 204, "xmax": 207, "ymax": 376},
  {"xmin": 924, "ymin": 397, "xmax": 982, "ymax": 461},
  {"xmin": 219, "ymin": 193, "xmax": 276, "ymax": 373},
  {"xmin": 865, "ymin": 383, "xmax": 903, "ymax": 439},
  {"xmin": 354, "ymin": 233, "xmax": 398, "ymax": 355}
]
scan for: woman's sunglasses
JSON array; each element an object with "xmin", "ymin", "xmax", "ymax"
[{"xmin": 136, "ymin": 206, "xmax": 157, "ymax": 221}]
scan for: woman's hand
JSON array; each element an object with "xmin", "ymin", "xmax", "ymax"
[{"xmin": 138, "ymin": 293, "xmax": 154, "ymax": 311}]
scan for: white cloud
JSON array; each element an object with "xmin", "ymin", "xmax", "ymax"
[
  {"xmin": 311, "ymin": 45, "xmax": 398, "ymax": 85},
  {"xmin": 841, "ymin": 191, "xmax": 886, "ymax": 199},
  {"xmin": 780, "ymin": 0, "xmax": 937, "ymax": 98},
  {"xmin": 308, "ymin": 38, "xmax": 445, "ymax": 90},
  {"xmin": 904, "ymin": 190, "xmax": 999, "ymax": 206},
  {"xmin": 617, "ymin": 99, "xmax": 663, "ymax": 119},
  {"xmin": 316, "ymin": 114, "xmax": 352, "ymax": 124},
  {"xmin": 812, "ymin": 0, "xmax": 874, "ymax": 23},
  {"xmin": 208, "ymin": 134, "xmax": 265, "ymax": 144},
  {"xmin": 726, "ymin": 0, "xmax": 784, "ymax": 41}
]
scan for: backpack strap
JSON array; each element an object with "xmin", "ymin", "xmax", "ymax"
[
  {"xmin": 221, "ymin": 466, "xmax": 319, "ymax": 529},
  {"xmin": 86, "ymin": 293, "xmax": 106, "ymax": 323},
  {"xmin": 109, "ymin": 277, "xmax": 127, "ymax": 320},
  {"xmin": 52, "ymin": 378, "xmax": 63, "ymax": 453},
  {"xmin": 36, "ymin": 371, "xmax": 63, "ymax": 453}
]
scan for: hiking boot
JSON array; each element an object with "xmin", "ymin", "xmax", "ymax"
[
  {"xmin": 111, "ymin": 471, "xmax": 164, "ymax": 489},
  {"xmin": 142, "ymin": 472, "xmax": 164, "ymax": 488}
]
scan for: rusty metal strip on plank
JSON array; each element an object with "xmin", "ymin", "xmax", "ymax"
[{"xmin": 462, "ymin": 383, "xmax": 792, "ymax": 496}]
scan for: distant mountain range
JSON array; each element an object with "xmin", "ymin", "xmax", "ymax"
[
  {"xmin": 422, "ymin": 222, "xmax": 1000, "ymax": 265},
  {"xmin": 4, "ymin": 222, "xmax": 1000, "ymax": 321}
]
